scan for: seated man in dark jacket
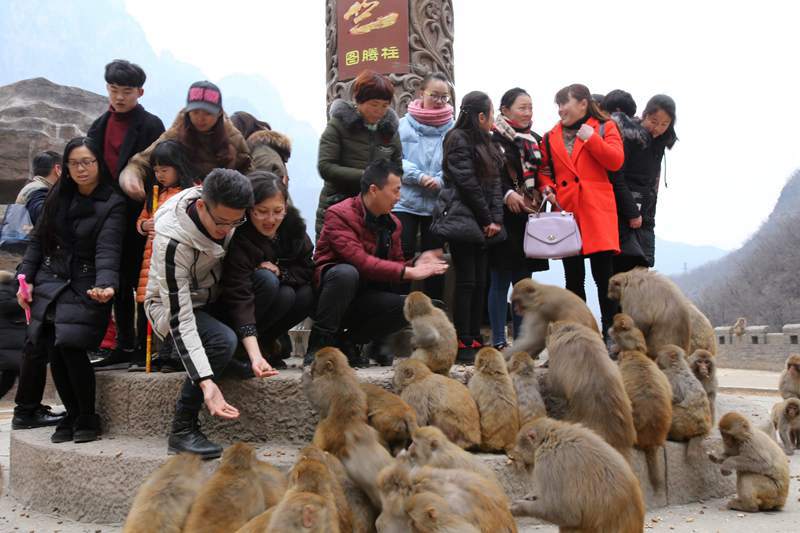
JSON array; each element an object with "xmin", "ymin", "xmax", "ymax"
[{"xmin": 308, "ymin": 159, "xmax": 448, "ymax": 367}]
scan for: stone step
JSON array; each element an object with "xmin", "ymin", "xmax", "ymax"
[{"xmin": 9, "ymin": 427, "xmax": 735, "ymax": 525}]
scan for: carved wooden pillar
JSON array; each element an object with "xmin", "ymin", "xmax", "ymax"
[{"xmin": 325, "ymin": 0, "xmax": 454, "ymax": 117}]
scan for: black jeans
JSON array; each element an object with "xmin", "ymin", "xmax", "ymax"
[
  {"xmin": 252, "ymin": 270, "xmax": 314, "ymax": 341},
  {"xmin": 563, "ymin": 251, "xmax": 615, "ymax": 335},
  {"xmin": 313, "ymin": 264, "xmax": 407, "ymax": 344},
  {"xmin": 114, "ymin": 225, "xmax": 146, "ymax": 351},
  {"xmin": 449, "ymin": 241, "xmax": 488, "ymax": 343},
  {"xmin": 394, "ymin": 211, "xmax": 444, "ymax": 300},
  {"xmin": 175, "ymin": 310, "xmax": 238, "ymax": 414},
  {"xmin": 14, "ymin": 342, "xmax": 49, "ymax": 414},
  {"xmin": 36, "ymin": 323, "xmax": 95, "ymax": 422}
]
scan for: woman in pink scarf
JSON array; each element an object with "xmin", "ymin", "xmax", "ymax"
[{"xmin": 393, "ymin": 73, "xmax": 454, "ymax": 298}]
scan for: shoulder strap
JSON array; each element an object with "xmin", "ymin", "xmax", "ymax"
[{"xmin": 544, "ymin": 131, "xmax": 555, "ymax": 180}]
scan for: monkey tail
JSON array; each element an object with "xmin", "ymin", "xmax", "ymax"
[{"xmin": 644, "ymin": 447, "xmax": 663, "ymax": 492}]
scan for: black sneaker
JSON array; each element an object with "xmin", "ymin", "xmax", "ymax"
[{"xmin": 12, "ymin": 404, "xmax": 66, "ymax": 430}]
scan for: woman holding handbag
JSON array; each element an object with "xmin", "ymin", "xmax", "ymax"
[
  {"xmin": 435, "ymin": 91, "xmax": 504, "ymax": 363},
  {"xmin": 539, "ymin": 83, "xmax": 624, "ymax": 338},
  {"xmin": 488, "ymin": 88, "xmax": 549, "ymax": 350}
]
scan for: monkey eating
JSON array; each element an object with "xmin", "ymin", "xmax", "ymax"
[{"xmin": 361, "ymin": 382, "xmax": 419, "ymax": 455}]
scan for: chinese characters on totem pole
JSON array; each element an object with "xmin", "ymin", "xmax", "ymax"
[{"xmin": 326, "ymin": 0, "xmax": 455, "ymax": 116}]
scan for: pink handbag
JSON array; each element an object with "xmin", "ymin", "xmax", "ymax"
[{"xmin": 523, "ymin": 199, "xmax": 582, "ymax": 259}]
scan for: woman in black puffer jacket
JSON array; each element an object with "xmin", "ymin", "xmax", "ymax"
[
  {"xmin": 0, "ymin": 271, "xmax": 25, "ymax": 397},
  {"xmin": 18, "ymin": 137, "xmax": 126, "ymax": 444}
]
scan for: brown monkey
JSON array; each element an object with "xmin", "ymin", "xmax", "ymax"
[
  {"xmin": 361, "ymin": 382, "xmax": 419, "ymax": 455},
  {"xmin": 606, "ymin": 311, "xmax": 649, "ymax": 356},
  {"xmin": 122, "ymin": 454, "xmax": 204, "ymax": 533},
  {"xmin": 768, "ymin": 398, "xmax": 800, "ymax": 455},
  {"xmin": 608, "ymin": 267, "xmax": 692, "ymax": 354},
  {"xmin": 411, "ymin": 466, "xmax": 516, "ymax": 533},
  {"xmin": 687, "ymin": 302, "xmax": 717, "ymax": 356},
  {"xmin": 375, "ymin": 462, "xmax": 414, "ymax": 533},
  {"xmin": 407, "ymin": 425, "xmax": 503, "ymax": 492},
  {"xmin": 405, "ymin": 491, "xmax": 481, "ymax": 533},
  {"xmin": 404, "ymin": 291, "xmax": 458, "ymax": 375},
  {"xmin": 509, "ymin": 418, "xmax": 645, "ymax": 532},
  {"xmin": 286, "ymin": 447, "xmax": 354, "ymax": 533},
  {"xmin": 656, "ymin": 344, "xmax": 712, "ymax": 460},
  {"xmin": 609, "ymin": 313, "xmax": 672, "ymax": 491},
  {"xmin": 779, "ymin": 353, "xmax": 800, "ymax": 399},
  {"xmin": 236, "ymin": 509, "xmax": 274, "ymax": 533},
  {"xmin": 467, "ymin": 347, "xmax": 520, "ymax": 452},
  {"xmin": 709, "ymin": 411, "xmax": 790, "ymax": 512},
  {"xmin": 546, "ymin": 321, "xmax": 636, "ymax": 458},
  {"xmin": 183, "ymin": 443, "xmax": 287, "ymax": 533},
  {"xmin": 502, "ymin": 278, "xmax": 599, "ymax": 360},
  {"xmin": 393, "ymin": 358, "xmax": 481, "ymax": 449},
  {"xmin": 307, "ymin": 347, "xmax": 393, "ymax": 509},
  {"xmin": 731, "ymin": 317, "xmax": 747, "ymax": 338},
  {"xmin": 265, "ymin": 492, "xmax": 336, "ymax": 532},
  {"xmin": 688, "ymin": 349, "xmax": 718, "ymax": 421},
  {"xmin": 507, "ymin": 352, "xmax": 546, "ymax": 424}
]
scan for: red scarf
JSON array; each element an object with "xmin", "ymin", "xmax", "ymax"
[{"xmin": 407, "ymin": 99, "xmax": 454, "ymax": 127}]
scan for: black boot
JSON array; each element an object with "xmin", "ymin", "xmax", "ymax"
[
  {"xmin": 303, "ymin": 329, "xmax": 338, "ymax": 367},
  {"xmin": 74, "ymin": 414, "xmax": 101, "ymax": 443},
  {"xmin": 12, "ymin": 404, "xmax": 66, "ymax": 430},
  {"xmin": 363, "ymin": 337, "xmax": 394, "ymax": 366},
  {"xmin": 167, "ymin": 408, "xmax": 222, "ymax": 459}
]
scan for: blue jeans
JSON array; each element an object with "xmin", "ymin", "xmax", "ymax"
[{"xmin": 488, "ymin": 268, "xmax": 531, "ymax": 346}]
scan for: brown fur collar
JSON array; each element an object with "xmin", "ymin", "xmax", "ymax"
[{"xmin": 247, "ymin": 129, "xmax": 292, "ymax": 161}]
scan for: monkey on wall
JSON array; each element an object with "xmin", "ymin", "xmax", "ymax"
[
  {"xmin": 688, "ymin": 349, "xmax": 718, "ymax": 422},
  {"xmin": 509, "ymin": 417, "xmax": 645, "ymax": 532},
  {"xmin": 709, "ymin": 412, "xmax": 790, "ymax": 512},
  {"xmin": 731, "ymin": 317, "xmax": 747, "ymax": 338},
  {"xmin": 404, "ymin": 291, "xmax": 458, "ymax": 375},
  {"xmin": 468, "ymin": 347, "xmax": 520, "ymax": 453},
  {"xmin": 507, "ymin": 352, "xmax": 547, "ymax": 425},
  {"xmin": 393, "ymin": 358, "xmax": 481, "ymax": 450},
  {"xmin": 546, "ymin": 321, "xmax": 636, "ymax": 458},
  {"xmin": 767, "ymin": 398, "xmax": 800, "ymax": 455},
  {"xmin": 779, "ymin": 353, "xmax": 800, "ymax": 399},
  {"xmin": 501, "ymin": 278, "xmax": 599, "ymax": 360},
  {"xmin": 361, "ymin": 383, "xmax": 419, "ymax": 455},
  {"xmin": 122, "ymin": 454, "xmax": 205, "ymax": 533}
]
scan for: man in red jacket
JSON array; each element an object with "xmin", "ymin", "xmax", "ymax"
[{"xmin": 308, "ymin": 159, "xmax": 448, "ymax": 367}]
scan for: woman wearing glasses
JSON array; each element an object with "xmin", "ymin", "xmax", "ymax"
[
  {"xmin": 393, "ymin": 73, "xmax": 454, "ymax": 299},
  {"xmin": 17, "ymin": 137, "xmax": 126, "ymax": 444},
  {"xmin": 220, "ymin": 172, "xmax": 314, "ymax": 370}
]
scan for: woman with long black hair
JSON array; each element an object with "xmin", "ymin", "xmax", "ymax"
[{"xmin": 17, "ymin": 137, "xmax": 126, "ymax": 443}]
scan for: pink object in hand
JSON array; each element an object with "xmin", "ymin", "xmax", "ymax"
[{"xmin": 17, "ymin": 273, "xmax": 31, "ymax": 324}]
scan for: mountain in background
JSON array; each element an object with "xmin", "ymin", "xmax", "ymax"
[{"xmin": 0, "ymin": 0, "xmax": 323, "ymax": 231}]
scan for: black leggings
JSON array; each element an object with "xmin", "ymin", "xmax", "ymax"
[
  {"xmin": 563, "ymin": 251, "xmax": 616, "ymax": 335},
  {"xmin": 449, "ymin": 241, "xmax": 488, "ymax": 343},
  {"xmin": 394, "ymin": 211, "xmax": 444, "ymax": 300}
]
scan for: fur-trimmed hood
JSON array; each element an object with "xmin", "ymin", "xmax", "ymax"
[
  {"xmin": 610, "ymin": 112, "xmax": 650, "ymax": 149},
  {"xmin": 329, "ymin": 98, "xmax": 399, "ymax": 137},
  {"xmin": 247, "ymin": 129, "xmax": 292, "ymax": 162}
]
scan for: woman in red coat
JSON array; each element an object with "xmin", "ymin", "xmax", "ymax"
[{"xmin": 539, "ymin": 83, "xmax": 624, "ymax": 337}]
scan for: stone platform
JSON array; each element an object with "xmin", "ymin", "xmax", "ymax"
[{"xmin": 9, "ymin": 368, "xmax": 736, "ymax": 524}]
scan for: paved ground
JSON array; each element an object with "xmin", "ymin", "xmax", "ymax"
[{"xmin": 0, "ymin": 378, "xmax": 797, "ymax": 532}]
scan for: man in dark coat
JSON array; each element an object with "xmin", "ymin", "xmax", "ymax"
[
  {"xmin": 87, "ymin": 59, "xmax": 165, "ymax": 369},
  {"xmin": 308, "ymin": 159, "xmax": 448, "ymax": 367}
]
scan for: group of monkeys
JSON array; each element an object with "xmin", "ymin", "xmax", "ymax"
[{"xmin": 120, "ymin": 267, "xmax": 794, "ymax": 532}]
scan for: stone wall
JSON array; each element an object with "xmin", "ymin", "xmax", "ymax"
[{"xmin": 714, "ymin": 323, "xmax": 800, "ymax": 371}]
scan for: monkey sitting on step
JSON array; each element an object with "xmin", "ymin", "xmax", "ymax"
[{"xmin": 404, "ymin": 291, "xmax": 458, "ymax": 375}]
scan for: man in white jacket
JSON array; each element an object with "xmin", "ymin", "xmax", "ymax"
[{"xmin": 146, "ymin": 168, "xmax": 273, "ymax": 458}]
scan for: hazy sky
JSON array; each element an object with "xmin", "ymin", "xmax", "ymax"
[{"xmin": 125, "ymin": 0, "xmax": 799, "ymax": 250}]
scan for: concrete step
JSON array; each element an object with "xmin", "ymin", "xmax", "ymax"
[{"xmin": 9, "ymin": 426, "xmax": 735, "ymax": 525}]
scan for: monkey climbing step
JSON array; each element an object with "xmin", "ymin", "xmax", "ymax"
[{"xmin": 8, "ymin": 369, "xmax": 737, "ymax": 524}]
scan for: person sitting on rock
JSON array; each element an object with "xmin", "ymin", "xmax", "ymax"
[
  {"xmin": 145, "ymin": 168, "xmax": 277, "ymax": 460},
  {"xmin": 307, "ymin": 159, "xmax": 448, "ymax": 367}
]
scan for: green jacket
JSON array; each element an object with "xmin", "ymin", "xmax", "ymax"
[{"xmin": 315, "ymin": 99, "xmax": 402, "ymax": 236}]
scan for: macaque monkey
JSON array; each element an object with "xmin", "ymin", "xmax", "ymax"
[
  {"xmin": 509, "ymin": 418, "xmax": 645, "ymax": 533},
  {"xmin": 608, "ymin": 267, "xmax": 691, "ymax": 354},
  {"xmin": 608, "ymin": 313, "xmax": 672, "ymax": 491},
  {"xmin": 546, "ymin": 321, "xmax": 636, "ymax": 458},
  {"xmin": 375, "ymin": 462, "xmax": 414, "ymax": 533},
  {"xmin": 507, "ymin": 352, "xmax": 546, "ymax": 424},
  {"xmin": 779, "ymin": 353, "xmax": 800, "ymax": 399},
  {"xmin": 411, "ymin": 466, "xmax": 516, "ymax": 533},
  {"xmin": 467, "ymin": 347, "xmax": 519, "ymax": 452},
  {"xmin": 122, "ymin": 454, "xmax": 204, "ymax": 533},
  {"xmin": 709, "ymin": 412, "xmax": 790, "ymax": 512},
  {"xmin": 407, "ymin": 425, "xmax": 503, "ymax": 492},
  {"xmin": 767, "ymin": 398, "xmax": 800, "ymax": 455},
  {"xmin": 404, "ymin": 291, "xmax": 458, "ymax": 375},
  {"xmin": 502, "ymin": 278, "xmax": 599, "ymax": 360},
  {"xmin": 731, "ymin": 317, "xmax": 747, "ymax": 338},
  {"xmin": 393, "ymin": 358, "xmax": 481, "ymax": 449},
  {"xmin": 656, "ymin": 345, "xmax": 712, "ymax": 461},
  {"xmin": 306, "ymin": 347, "xmax": 392, "ymax": 509},
  {"xmin": 265, "ymin": 492, "xmax": 336, "ymax": 532},
  {"xmin": 405, "ymin": 491, "xmax": 481, "ymax": 533},
  {"xmin": 236, "ymin": 509, "xmax": 274, "ymax": 533},
  {"xmin": 687, "ymin": 302, "xmax": 717, "ymax": 356},
  {"xmin": 688, "ymin": 349, "xmax": 718, "ymax": 421},
  {"xmin": 183, "ymin": 443, "xmax": 286, "ymax": 533},
  {"xmin": 361, "ymin": 383, "xmax": 419, "ymax": 455}
]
